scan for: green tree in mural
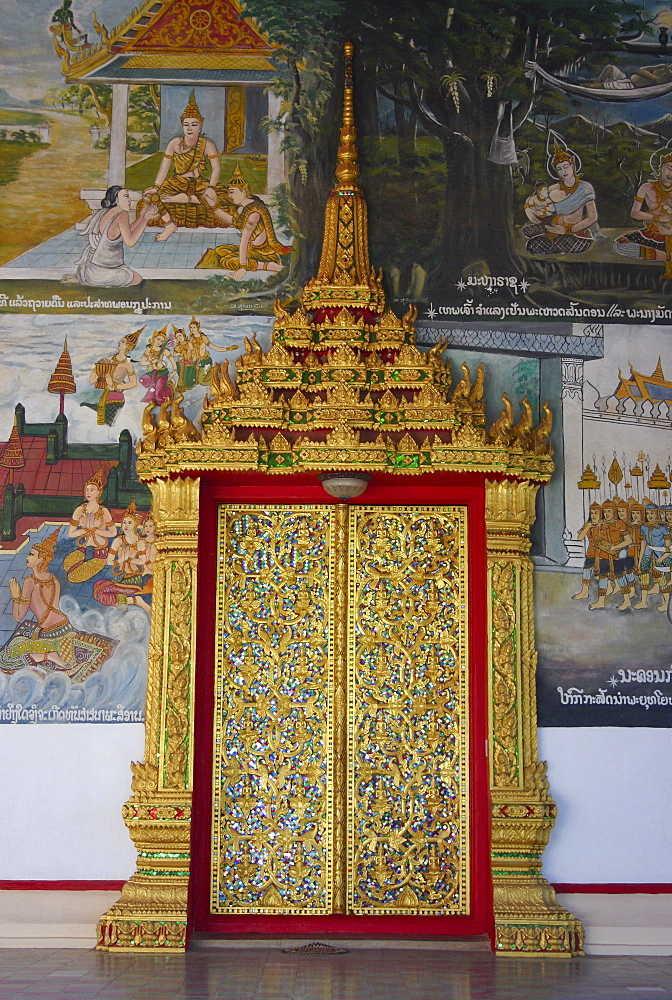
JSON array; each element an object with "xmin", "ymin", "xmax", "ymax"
[
  {"xmin": 240, "ymin": 0, "xmax": 342, "ymax": 285},
  {"xmin": 340, "ymin": 0, "xmax": 648, "ymax": 291}
]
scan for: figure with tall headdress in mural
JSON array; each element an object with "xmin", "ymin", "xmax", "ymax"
[
  {"xmin": 81, "ymin": 329, "xmax": 140, "ymax": 426},
  {"xmin": 93, "ymin": 501, "xmax": 151, "ymax": 612},
  {"xmin": 187, "ymin": 316, "xmax": 238, "ymax": 386},
  {"xmin": 523, "ymin": 140, "xmax": 599, "ymax": 256},
  {"xmin": 136, "ymin": 91, "xmax": 231, "ymax": 242},
  {"xmin": 614, "ymin": 150, "xmax": 672, "ymax": 265},
  {"xmin": 64, "ymin": 467, "xmax": 117, "ymax": 583},
  {"xmin": 635, "ymin": 502, "xmax": 671, "ymax": 612},
  {"xmin": 0, "ymin": 529, "xmax": 117, "ymax": 681},
  {"xmin": 197, "ymin": 163, "xmax": 292, "ymax": 278},
  {"xmin": 172, "ymin": 325, "xmax": 197, "ymax": 391},
  {"xmin": 139, "ymin": 326, "xmax": 174, "ymax": 406}
]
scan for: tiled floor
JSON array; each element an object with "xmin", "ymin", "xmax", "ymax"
[
  {"xmin": 4, "ymin": 227, "xmax": 240, "ymax": 272},
  {"xmin": 1, "ymin": 948, "xmax": 672, "ymax": 999}
]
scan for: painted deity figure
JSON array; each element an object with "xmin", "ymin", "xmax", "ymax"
[
  {"xmin": 137, "ymin": 91, "xmax": 231, "ymax": 241},
  {"xmin": 139, "ymin": 327, "xmax": 174, "ymax": 406},
  {"xmin": 64, "ymin": 467, "xmax": 117, "ymax": 583},
  {"xmin": 172, "ymin": 326, "xmax": 197, "ymax": 391},
  {"xmin": 614, "ymin": 153, "xmax": 672, "ymax": 262},
  {"xmin": 93, "ymin": 502, "xmax": 151, "ymax": 612},
  {"xmin": 82, "ymin": 329, "xmax": 140, "ymax": 426},
  {"xmin": 0, "ymin": 529, "xmax": 117, "ymax": 681},
  {"xmin": 187, "ymin": 317, "xmax": 239, "ymax": 386},
  {"xmin": 197, "ymin": 163, "xmax": 292, "ymax": 277},
  {"xmin": 523, "ymin": 144, "xmax": 599, "ymax": 256},
  {"xmin": 50, "ymin": 0, "xmax": 88, "ymax": 49},
  {"xmin": 70, "ymin": 186, "xmax": 158, "ymax": 287}
]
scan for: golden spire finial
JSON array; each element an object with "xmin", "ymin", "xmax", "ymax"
[{"xmin": 335, "ymin": 40, "xmax": 359, "ymax": 185}]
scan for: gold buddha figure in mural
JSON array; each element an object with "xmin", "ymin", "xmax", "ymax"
[{"xmin": 137, "ymin": 91, "xmax": 232, "ymax": 242}]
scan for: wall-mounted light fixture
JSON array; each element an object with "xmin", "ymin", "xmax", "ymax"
[{"xmin": 319, "ymin": 472, "xmax": 372, "ymax": 499}]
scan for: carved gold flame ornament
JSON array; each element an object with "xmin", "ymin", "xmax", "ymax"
[{"xmin": 98, "ymin": 41, "xmax": 583, "ymax": 957}]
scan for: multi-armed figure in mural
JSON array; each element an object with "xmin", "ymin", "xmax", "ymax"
[{"xmin": 137, "ymin": 91, "xmax": 231, "ymax": 242}]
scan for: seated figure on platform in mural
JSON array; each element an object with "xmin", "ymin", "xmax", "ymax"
[
  {"xmin": 64, "ymin": 467, "xmax": 117, "ymax": 583},
  {"xmin": 139, "ymin": 327, "xmax": 174, "ymax": 406},
  {"xmin": 70, "ymin": 187, "xmax": 158, "ymax": 287},
  {"xmin": 523, "ymin": 144, "xmax": 599, "ymax": 255},
  {"xmin": 0, "ymin": 530, "xmax": 117, "ymax": 681},
  {"xmin": 187, "ymin": 316, "xmax": 239, "ymax": 386},
  {"xmin": 82, "ymin": 329, "xmax": 140, "ymax": 426},
  {"xmin": 93, "ymin": 502, "xmax": 151, "ymax": 613},
  {"xmin": 614, "ymin": 152, "xmax": 672, "ymax": 262},
  {"xmin": 197, "ymin": 163, "xmax": 292, "ymax": 278},
  {"xmin": 137, "ymin": 91, "xmax": 232, "ymax": 242}
]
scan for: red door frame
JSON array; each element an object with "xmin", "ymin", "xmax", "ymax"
[{"xmin": 189, "ymin": 471, "xmax": 494, "ymax": 942}]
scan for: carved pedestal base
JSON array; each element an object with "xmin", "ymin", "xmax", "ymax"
[
  {"xmin": 97, "ymin": 872, "xmax": 189, "ymax": 951},
  {"xmin": 97, "ymin": 786, "xmax": 192, "ymax": 952},
  {"xmin": 493, "ymin": 872, "xmax": 584, "ymax": 956},
  {"xmin": 492, "ymin": 799, "xmax": 584, "ymax": 957}
]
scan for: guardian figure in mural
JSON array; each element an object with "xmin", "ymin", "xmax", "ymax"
[
  {"xmin": 82, "ymin": 329, "xmax": 140, "ymax": 426},
  {"xmin": 197, "ymin": 163, "xmax": 292, "ymax": 277},
  {"xmin": 588, "ymin": 499, "xmax": 633, "ymax": 612},
  {"xmin": 0, "ymin": 529, "xmax": 116, "ymax": 681},
  {"xmin": 635, "ymin": 502, "xmax": 671, "ymax": 612},
  {"xmin": 137, "ymin": 91, "xmax": 230, "ymax": 242},
  {"xmin": 64, "ymin": 467, "xmax": 117, "ymax": 583},
  {"xmin": 70, "ymin": 187, "xmax": 158, "ymax": 287},
  {"xmin": 523, "ymin": 143, "xmax": 599, "ymax": 256},
  {"xmin": 93, "ymin": 501, "xmax": 152, "ymax": 612},
  {"xmin": 614, "ymin": 151, "xmax": 672, "ymax": 262}
]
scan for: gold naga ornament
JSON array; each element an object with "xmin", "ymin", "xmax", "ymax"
[{"xmin": 99, "ymin": 42, "xmax": 583, "ymax": 958}]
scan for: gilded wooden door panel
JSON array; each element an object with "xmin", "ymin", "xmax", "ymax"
[
  {"xmin": 347, "ymin": 507, "xmax": 470, "ymax": 914},
  {"xmin": 211, "ymin": 503, "xmax": 469, "ymax": 917},
  {"xmin": 211, "ymin": 505, "xmax": 337, "ymax": 914}
]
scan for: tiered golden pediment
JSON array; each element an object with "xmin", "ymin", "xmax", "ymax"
[{"xmin": 137, "ymin": 43, "xmax": 553, "ymax": 485}]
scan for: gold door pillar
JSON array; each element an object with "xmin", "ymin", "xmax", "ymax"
[
  {"xmin": 97, "ymin": 477, "xmax": 199, "ymax": 951},
  {"xmin": 486, "ymin": 479, "xmax": 583, "ymax": 956}
]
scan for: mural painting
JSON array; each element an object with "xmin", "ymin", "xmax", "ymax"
[
  {"xmin": 0, "ymin": 0, "xmax": 669, "ymax": 736},
  {"xmin": 5, "ymin": 1, "xmax": 672, "ymax": 318},
  {"xmin": 0, "ymin": 315, "xmax": 270, "ymax": 722}
]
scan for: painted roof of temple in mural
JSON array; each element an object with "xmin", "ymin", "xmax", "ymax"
[
  {"xmin": 52, "ymin": 0, "xmax": 276, "ymax": 84},
  {"xmin": 615, "ymin": 359, "xmax": 672, "ymax": 402},
  {"xmin": 136, "ymin": 43, "xmax": 555, "ymax": 484}
]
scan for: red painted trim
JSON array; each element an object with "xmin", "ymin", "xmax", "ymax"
[
  {"xmin": 189, "ymin": 471, "xmax": 494, "ymax": 944},
  {"xmin": 0, "ymin": 881, "xmax": 125, "ymax": 891},
  {"xmin": 553, "ymin": 884, "xmax": 672, "ymax": 894}
]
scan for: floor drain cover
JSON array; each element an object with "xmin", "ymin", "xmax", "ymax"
[{"xmin": 282, "ymin": 941, "xmax": 349, "ymax": 955}]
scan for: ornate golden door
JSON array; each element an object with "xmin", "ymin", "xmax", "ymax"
[{"xmin": 210, "ymin": 502, "xmax": 470, "ymax": 917}]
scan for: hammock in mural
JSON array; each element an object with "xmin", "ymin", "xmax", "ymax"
[{"xmin": 525, "ymin": 59, "xmax": 672, "ymax": 102}]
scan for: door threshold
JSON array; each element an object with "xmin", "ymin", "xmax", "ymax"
[{"xmin": 191, "ymin": 934, "xmax": 492, "ymax": 952}]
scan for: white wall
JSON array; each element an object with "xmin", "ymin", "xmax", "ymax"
[
  {"xmin": 1, "ymin": 724, "xmax": 144, "ymax": 880},
  {"xmin": 540, "ymin": 727, "xmax": 672, "ymax": 884},
  {"xmin": 2, "ymin": 723, "xmax": 670, "ymax": 884}
]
